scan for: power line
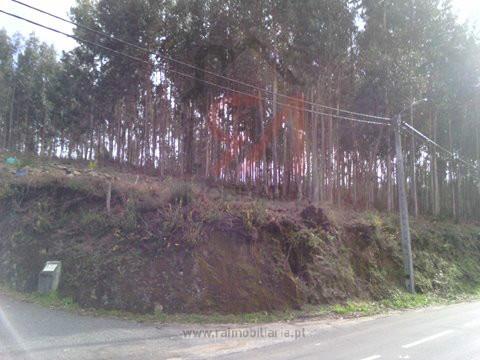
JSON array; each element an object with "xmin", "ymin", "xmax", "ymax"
[
  {"xmin": 0, "ymin": 8, "xmax": 389, "ymax": 127},
  {"xmin": 9, "ymin": 0, "xmax": 391, "ymax": 123},
  {"xmin": 402, "ymin": 122, "xmax": 479, "ymax": 173},
  {"xmin": 9, "ymin": 3, "xmax": 478, "ymax": 181}
]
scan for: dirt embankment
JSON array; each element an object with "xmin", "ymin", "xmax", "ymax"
[{"xmin": 0, "ymin": 161, "xmax": 480, "ymax": 315}]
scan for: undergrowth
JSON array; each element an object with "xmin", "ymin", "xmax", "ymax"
[{"xmin": 2, "ymin": 281, "xmax": 479, "ymax": 324}]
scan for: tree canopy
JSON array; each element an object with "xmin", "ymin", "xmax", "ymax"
[{"xmin": 1, "ymin": 0, "xmax": 479, "ymax": 219}]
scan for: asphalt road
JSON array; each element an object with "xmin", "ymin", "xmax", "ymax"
[
  {"xmin": 221, "ymin": 300, "xmax": 480, "ymax": 360},
  {"xmin": 1, "ymin": 292, "xmax": 480, "ymax": 360}
]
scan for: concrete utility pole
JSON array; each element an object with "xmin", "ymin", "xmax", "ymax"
[{"xmin": 393, "ymin": 114, "xmax": 415, "ymax": 293}]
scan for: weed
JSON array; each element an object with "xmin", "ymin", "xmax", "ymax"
[
  {"xmin": 184, "ymin": 210, "xmax": 203, "ymax": 246},
  {"xmin": 118, "ymin": 199, "xmax": 138, "ymax": 232},
  {"xmin": 162, "ymin": 203, "xmax": 202, "ymax": 246},
  {"xmin": 381, "ymin": 291, "xmax": 434, "ymax": 309},
  {"xmin": 0, "ymin": 183, "xmax": 14, "ymax": 200},
  {"xmin": 169, "ymin": 181, "xmax": 194, "ymax": 205},
  {"xmin": 30, "ymin": 201, "xmax": 54, "ymax": 235},
  {"xmin": 366, "ymin": 212, "xmax": 383, "ymax": 229},
  {"xmin": 30, "ymin": 291, "xmax": 79, "ymax": 310},
  {"xmin": 332, "ymin": 302, "xmax": 379, "ymax": 316},
  {"xmin": 79, "ymin": 211, "xmax": 112, "ymax": 236},
  {"xmin": 14, "ymin": 156, "xmax": 34, "ymax": 170},
  {"xmin": 2, "ymin": 281, "xmax": 480, "ymax": 325},
  {"xmin": 240, "ymin": 200, "xmax": 268, "ymax": 231},
  {"xmin": 162, "ymin": 202, "xmax": 184, "ymax": 234},
  {"xmin": 65, "ymin": 178, "xmax": 87, "ymax": 193},
  {"xmin": 199, "ymin": 200, "xmax": 225, "ymax": 223}
]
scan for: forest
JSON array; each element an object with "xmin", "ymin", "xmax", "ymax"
[{"xmin": 0, "ymin": 0, "xmax": 479, "ymax": 220}]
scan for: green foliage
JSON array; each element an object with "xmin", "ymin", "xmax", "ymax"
[
  {"xmin": 65, "ymin": 178, "xmax": 89, "ymax": 193},
  {"xmin": 183, "ymin": 212, "xmax": 203, "ymax": 246},
  {"xmin": 162, "ymin": 202, "xmax": 184, "ymax": 234},
  {"xmin": 332, "ymin": 292, "xmax": 439, "ymax": 316},
  {"xmin": 168, "ymin": 181, "xmax": 194, "ymax": 206},
  {"xmin": 365, "ymin": 212, "xmax": 383, "ymax": 229},
  {"xmin": 17, "ymin": 156, "xmax": 34, "ymax": 169},
  {"xmin": 1, "ymin": 0, "xmax": 480, "ymax": 219},
  {"xmin": 117, "ymin": 199, "xmax": 138, "ymax": 233},
  {"xmin": 0, "ymin": 183, "xmax": 14, "ymax": 200},
  {"xmin": 197, "ymin": 200, "xmax": 225, "ymax": 224},
  {"xmin": 381, "ymin": 291, "xmax": 434, "ymax": 309},
  {"xmin": 332, "ymin": 302, "xmax": 378, "ymax": 316},
  {"xmin": 162, "ymin": 202, "xmax": 202, "ymax": 246},
  {"xmin": 240, "ymin": 200, "xmax": 268, "ymax": 232},
  {"xmin": 291, "ymin": 228, "xmax": 325, "ymax": 248},
  {"xmin": 79, "ymin": 211, "xmax": 112, "ymax": 236},
  {"xmin": 30, "ymin": 201, "xmax": 54, "ymax": 235},
  {"xmin": 31, "ymin": 291, "xmax": 78, "ymax": 310},
  {"xmin": 88, "ymin": 161, "xmax": 97, "ymax": 170}
]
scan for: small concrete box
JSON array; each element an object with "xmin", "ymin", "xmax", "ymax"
[{"xmin": 38, "ymin": 261, "xmax": 62, "ymax": 294}]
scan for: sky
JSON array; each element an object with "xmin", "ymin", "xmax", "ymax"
[
  {"xmin": 0, "ymin": 0, "xmax": 479, "ymax": 53},
  {"xmin": 0, "ymin": 0, "xmax": 76, "ymax": 52}
]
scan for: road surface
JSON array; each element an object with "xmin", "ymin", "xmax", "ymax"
[{"xmin": 1, "ymin": 292, "xmax": 480, "ymax": 359}]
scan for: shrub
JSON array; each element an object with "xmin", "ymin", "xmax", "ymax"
[
  {"xmin": 168, "ymin": 181, "xmax": 194, "ymax": 206},
  {"xmin": 79, "ymin": 211, "xmax": 112, "ymax": 236}
]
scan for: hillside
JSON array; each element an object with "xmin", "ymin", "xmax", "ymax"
[{"xmin": 0, "ymin": 152, "xmax": 479, "ymax": 315}]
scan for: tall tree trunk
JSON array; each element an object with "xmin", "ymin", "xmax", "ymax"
[
  {"xmin": 368, "ymin": 150, "xmax": 375, "ymax": 209},
  {"xmin": 335, "ymin": 74, "xmax": 342, "ymax": 206},
  {"xmin": 7, "ymin": 83, "xmax": 16, "ymax": 150},
  {"xmin": 272, "ymin": 69, "xmax": 279, "ymax": 198},
  {"xmin": 476, "ymin": 124, "xmax": 480, "ymax": 163},
  {"xmin": 386, "ymin": 135, "xmax": 393, "ymax": 212},
  {"xmin": 184, "ymin": 103, "xmax": 194, "ymax": 176},
  {"xmin": 152, "ymin": 96, "xmax": 159, "ymax": 172},
  {"xmin": 476, "ymin": 125, "xmax": 480, "ymax": 213},
  {"xmin": 88, "ymin": 110, "xmax": 94, "ymax": 161},
  {"xmin": 115, "ymin": 100, "xmax": 123, "ymax": 162},
  {"xmin": 320, "ymin": 111, "xmax": 326, "ymax": 201},
  {"xmin": 205, "ymin": 96, "xmax": 211, "ymax": 179},
  {"xmin": 282, "ymin": 108, "xmax": 290, "ymax": 198},
  {"xmin": 258, "ymin": 91, "xmax": 268, "ymax": 195},
  {"xmin": 432, "ymin": 112, "xmax": 440, "ymax": 216},
  {"xmin": 410, "ymin": 102, "xmax": 419, "ymax": 217},
  {"xmin": 327, "ymin": 113, "xmax": 334, "ymax": 203},
  {"xmin": 353, "ymin": 149, "xmax": 358, "ymax": 208},
  {"xmin": 144, "ymin": 82, "xmax": 154, "ymax": 169},
  {"xmin": 448, "ymin": 117, "xmax": 457, "ymax": 218},
  {"xmin": 312, "ymin": 90, "xmax": 320, "ymax": 204}
]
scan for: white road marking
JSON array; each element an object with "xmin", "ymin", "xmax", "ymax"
[
  {"xmin": 401, "ymin": 330, "xmax": 454, "ymax": 349},
  {"xmin": 359, "ymin": 356, "xmax": 381, "ymax": 360}
]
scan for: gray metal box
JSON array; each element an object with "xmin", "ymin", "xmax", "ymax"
[{"xmin": 38, "ymin": 261, "xmax": 62, "ymax": 294}]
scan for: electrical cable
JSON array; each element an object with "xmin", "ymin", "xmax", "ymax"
[
  {"xmin": 0, "ymin": 8, "xmax": 390, "ymax": 127},
  {"xmin": 9, "ymin": 0, "xmax": 391, "ymax": 122}
]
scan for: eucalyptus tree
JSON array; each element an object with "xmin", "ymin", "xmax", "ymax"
[
  {"xmin": 5, "ymin": 0, "xmax": 479, "ymax": 219},
  {"xmin": 0, "ymin": 29, "xmax": 16, "ymax": 149}
]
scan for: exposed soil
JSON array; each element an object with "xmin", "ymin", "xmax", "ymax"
[{"xmin": 1, "ymin": 155, "xmax": 480, "ymax": 315}]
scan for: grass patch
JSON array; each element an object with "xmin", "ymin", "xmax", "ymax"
[
  {"xmin": 330, "ymin": 290, "xmax": 480, "ymax": 318},
  {"xmin": 29, "ymin": 291, "xmax": 79, "ymax": 310},
  {"xmin": 332, "ymin": 302, "xmax": 379, "ymax": 316},
  {"xmin": 0, "ymin": 283, "xmax": 79, "ymax": 312},
  {"xmin": 2, "ymin": 282, "xmax": 480, "ymax": 324},
  {"xmin": 168, "ymin": 181, "xmax": 194, "ymax": 206},
  {"xmin": 382, "ymin": 292, "xmax": 435, "ymax": 309},
  {"xmin": 331, "ymin": 293, "xmax": 442, "ymax": 317}
]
